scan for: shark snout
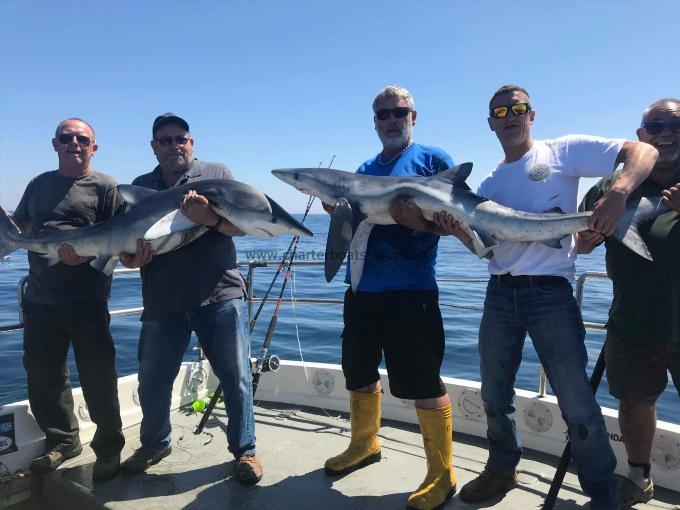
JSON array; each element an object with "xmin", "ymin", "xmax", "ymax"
[{"xmin": 271, "ymin": 169, "xmax": 301, "ymax": 187}]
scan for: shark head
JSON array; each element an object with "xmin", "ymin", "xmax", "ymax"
[
  {"xmin": 271, "ymin": 168, "xmax": 349, "ymax": 205},
  {"xmin": 191, "ymin": 179, "xmax": 313, "ymax": 238}
]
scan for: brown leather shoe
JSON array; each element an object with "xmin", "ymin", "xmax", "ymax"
[
  {"xmin": 235, "ymin": 454, "xmax": 263, "ymax": 485},
  {"xmin": 459, "ymin": 470, "xmax": 518, "ymax": 503},
  {"xmin": 30, "ymin": 444, "xmax": 83, "ymax": 474}
]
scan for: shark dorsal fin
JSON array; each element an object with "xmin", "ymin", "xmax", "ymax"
[
  {"xmin": 433, "ymin": 162, "xmax": 473, "ymax": 187},
  {"xmin": 117, "ymin": 185, "xmax": 157, "ymax": 210}
]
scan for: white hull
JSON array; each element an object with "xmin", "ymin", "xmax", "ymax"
[{"xmin": 2, "ymin": 359, "xmax": 679, "ymax": 493}]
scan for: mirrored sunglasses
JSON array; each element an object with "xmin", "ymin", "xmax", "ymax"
[{"xmin": 490, "ymin": 103, "xmax": 531, "ymax": 119}]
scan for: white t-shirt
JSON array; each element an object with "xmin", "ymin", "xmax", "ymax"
[{"xmin": 477, "ymin": 135, "xmax": 626, "ymax": 279}]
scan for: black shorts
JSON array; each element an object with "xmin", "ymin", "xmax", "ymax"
[
  {"xmin": 341, "ymin": 288, "xmax": 447, "ymax": 400},
  {"xmin": 605, "ymin": 324, "xmax": 680, "ymax": 403}
]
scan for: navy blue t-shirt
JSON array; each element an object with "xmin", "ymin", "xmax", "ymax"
[{"xmin": 345, "ymin": 143, "xmax": 454, "ymax": 292}]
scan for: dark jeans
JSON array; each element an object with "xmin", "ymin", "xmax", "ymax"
[
  {"xmin": 22, "ymin": 300, "xmax": 124, "ymax": 458},
  {"xmin": 137, "ymin": 298, "xmax": 256, "ymax": 457},
  {"xmin": 479, "ymin": 278, "xmax": 617, "ymax": 509}
]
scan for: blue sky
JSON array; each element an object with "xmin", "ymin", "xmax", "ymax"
[{"xmin": 1, "ymin": 0, "xmax": 678, "ymax": 212}]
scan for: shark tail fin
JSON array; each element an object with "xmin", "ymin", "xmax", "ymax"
[
  {"xmin": 0, "ymin": 205, "xmax": 21, "ymax": 257},
  {"xmin": 614, "ymin": 222, "xmax": 653, "ymax": 261}
]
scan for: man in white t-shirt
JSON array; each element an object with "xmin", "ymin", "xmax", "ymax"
[{"xmin": 436, "ymin": 84, "xmax": 658, "ymax": 510}]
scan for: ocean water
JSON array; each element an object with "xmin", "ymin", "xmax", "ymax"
[{"xmin": 0, "ymin": 214, "xmax": 677, "ymax": 423}]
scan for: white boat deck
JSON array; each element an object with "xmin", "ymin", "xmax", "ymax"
[{"xmin": 19, "ymin": 401, "xmax": 680, "ymax": 510}]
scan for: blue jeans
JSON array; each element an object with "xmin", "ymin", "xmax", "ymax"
[
  {"xmin": 137, "ymin": 298, "xmax": 256, "ymax": 457},
  {"xmin": 479, "ymin": 278, "xmax": 617, "ymax": 509}
]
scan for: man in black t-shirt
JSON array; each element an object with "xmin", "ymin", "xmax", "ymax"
[
  {"xmin": 578, "ymin": 98, "xmax": 680, "ymax": 507},
  {"xmin": 118, "ymin": 114, "xmax": 262, "ymax": 485},
  {"xmin": 11, "ymin": 118, "xmax": 125, "ymax": 482}
]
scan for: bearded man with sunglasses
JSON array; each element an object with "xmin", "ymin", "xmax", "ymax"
[
  {"xmin": 118, "ymin": 113, "xmax": 262, "ymax": 485},
  {"xmin": 10, "ymin": 118, "xmax": 126, "ymax": 482},
  {"xmin": 436, "ymin": 84, "xmax": 658, "ymax": 509},
  {"xmin": 323, "ymin": 86, "xmax": 459, "ymax": 510},
  {"xmin": 577, "ymin": 98, "xmax": 680, "ymax": 508}
]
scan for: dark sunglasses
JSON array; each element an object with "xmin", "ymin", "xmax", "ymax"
[
  {"xmin": 641, "ymin": 119, "xmax": 680, "ymax": 135},
  {"xmin": 490, "ymin": 103, "xmax": 531, "ymax": 119},
  {"xmin": 155, "ymin": 135, "xmax": 191, "ymax": 146},
  {"xmin": 375, "ymin": 107, "xmax": 411, "ymax": 121},
  {"xmin": 57, "ymin": 133, "xmax": 92, "ymax": 146}
]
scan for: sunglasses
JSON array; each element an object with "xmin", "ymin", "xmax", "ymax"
[
  {"xmin": 57, "ymin": 133, "xmax": 92, "ymax": 146},
  {"xmin": 641, "ymin": 119, "xmax": 680, "ymax": 135},
  {"xmin": 155, "ymin": 135, "xmax": 191, "ymax": 146},
  {"xmin": 375, "ymin": 107, "xmax": 411, "ymax": 121},
  {"xmin": 490, "ymin": 103, "xmax": 532, "ymax": 119}
]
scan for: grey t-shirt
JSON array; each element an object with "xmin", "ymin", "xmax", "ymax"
[
  {"xmin": 132, "ymin": 160, "xmax": 246, "ymax": 321},
  {"xmin": 13, "ymin": 170, "xmax": 124, "ymax": 304}
]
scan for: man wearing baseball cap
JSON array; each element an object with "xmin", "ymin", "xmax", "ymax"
[{"xmin": 119, "ymin": 113, "xmax": 262, "ymax": 484}]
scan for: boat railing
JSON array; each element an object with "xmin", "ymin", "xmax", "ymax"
[{"xmin": 0, "ymin": 261, "xmax": 611, "ymax": 399}]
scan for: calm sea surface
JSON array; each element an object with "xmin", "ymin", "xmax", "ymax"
[{"xmin": 0, "ymin": 214, "xmax": 677, "ymax": 423}]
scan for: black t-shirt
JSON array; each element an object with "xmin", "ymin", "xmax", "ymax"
[
  {"xmin": 580, "ymin": 174, "xmax": 680, "ymax": 346},
  {"xmin": 132, "ymin": 160, "xmax": 246, "ymax": 320},
  {"xmin": 13, "ymin": 170, "xmax": 124, "ymax": 304}
]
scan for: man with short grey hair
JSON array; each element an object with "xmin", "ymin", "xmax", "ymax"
[
  {"xmin": 119, "ymin": 113, "xmax": 262, "ymax": 484},
  {"xmin": 323, "ymin": 86, "xmax": 458, "ymax": 510}
]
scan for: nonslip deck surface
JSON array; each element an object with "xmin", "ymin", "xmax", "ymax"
[{"xmin": 24, "ymin": 402, "xmax": 680, "ymax": 510}]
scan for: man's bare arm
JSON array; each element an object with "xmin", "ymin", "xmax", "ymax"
[
  {"xmin": 589, "ymin": 141, "xmax": 658, "ymax": 236},
  {"xmin": 180, "ymin": 190, "xmax": 245, "ymax": 237}
]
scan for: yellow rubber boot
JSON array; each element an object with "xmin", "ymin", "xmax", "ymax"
[
  {"xmin": 324, "ymin": 389, "xmax": 381, "ymax": 475},
  {"xmin": 407, "ymin": 405, "xmax": 457, "ymax": 510}
]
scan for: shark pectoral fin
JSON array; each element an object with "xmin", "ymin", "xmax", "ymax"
[
  {"xmin": 616, "ymin": 223, "xmax": 653, "ymax": 261},
  {"xmin": 117, "ymin": 185, "xmax": 157, "ymax": 210},
  {"xmin": 42, "ymin": 252, "xmax": 61, "ymax": 266},
  {"xmin": 324, "ymin": 198, "xmax": 353, "ymax": 282},
  {"xmin": 469, "ymin": 226, "xmax": 497, "ymax": 249},
  {"xmin": 265, "ymin": 195, "xmax": 314, "ymax": 237},
  {"xmin": 90, "ymin": 255, "xmax": 120, "ymax": 275},
  {"xmin": 465, "ymin": 228, "xmax": 495, "ymax": 258},
  {"xmin": 144, "ymin": 210, "xmax": 198, "ymax": 240},
  {"xmin": 541, "ymin": 237, "xmax": 566, "ymax": 249},
  {"xmin": 349, "ymin": 221, "xmax": 373, "ymax": 292}
]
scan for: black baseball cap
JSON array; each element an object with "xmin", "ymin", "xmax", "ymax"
[{"xmin": 152, "ymin": 113, "xmax": 190, "ymax": 136}]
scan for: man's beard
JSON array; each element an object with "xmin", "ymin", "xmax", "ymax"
[{"xmin": 378, "ymin": 127, "xmax": 411, "ymax": 150}]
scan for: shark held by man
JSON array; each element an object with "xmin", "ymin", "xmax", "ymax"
[
  {"xmin": 272, "ymin": 163, "xmax": 666, "ymax": 291},
  {"xmin": 0, "ymin": 179, "xmax": 313, "ymax": 275}
]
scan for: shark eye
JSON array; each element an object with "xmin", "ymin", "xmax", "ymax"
[{"xmin": 272, "ymin": 217, "xmax": 278, "ymax": 223}]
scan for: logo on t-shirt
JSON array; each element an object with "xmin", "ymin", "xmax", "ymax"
[{"xmin": 528, "ymin": 164, "xmax": 550, "ymax": 181}]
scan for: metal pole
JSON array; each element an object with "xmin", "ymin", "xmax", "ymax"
[{"xmin": 538, "ymin": 367, "xmax": 548, "ymax": 398}]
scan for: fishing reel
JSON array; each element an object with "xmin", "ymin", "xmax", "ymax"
[{"xmin": 261, "ymin": 354, "xmax": 280, "ymax": 373}]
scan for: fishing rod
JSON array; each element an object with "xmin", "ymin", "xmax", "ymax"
[
  {"xmin": 543, "ymin": 341, "xmax": 607, "ymax": 509},
  {"xmin": 195, "ymin": 156, "xmax": 334, "ymax": 435}
]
